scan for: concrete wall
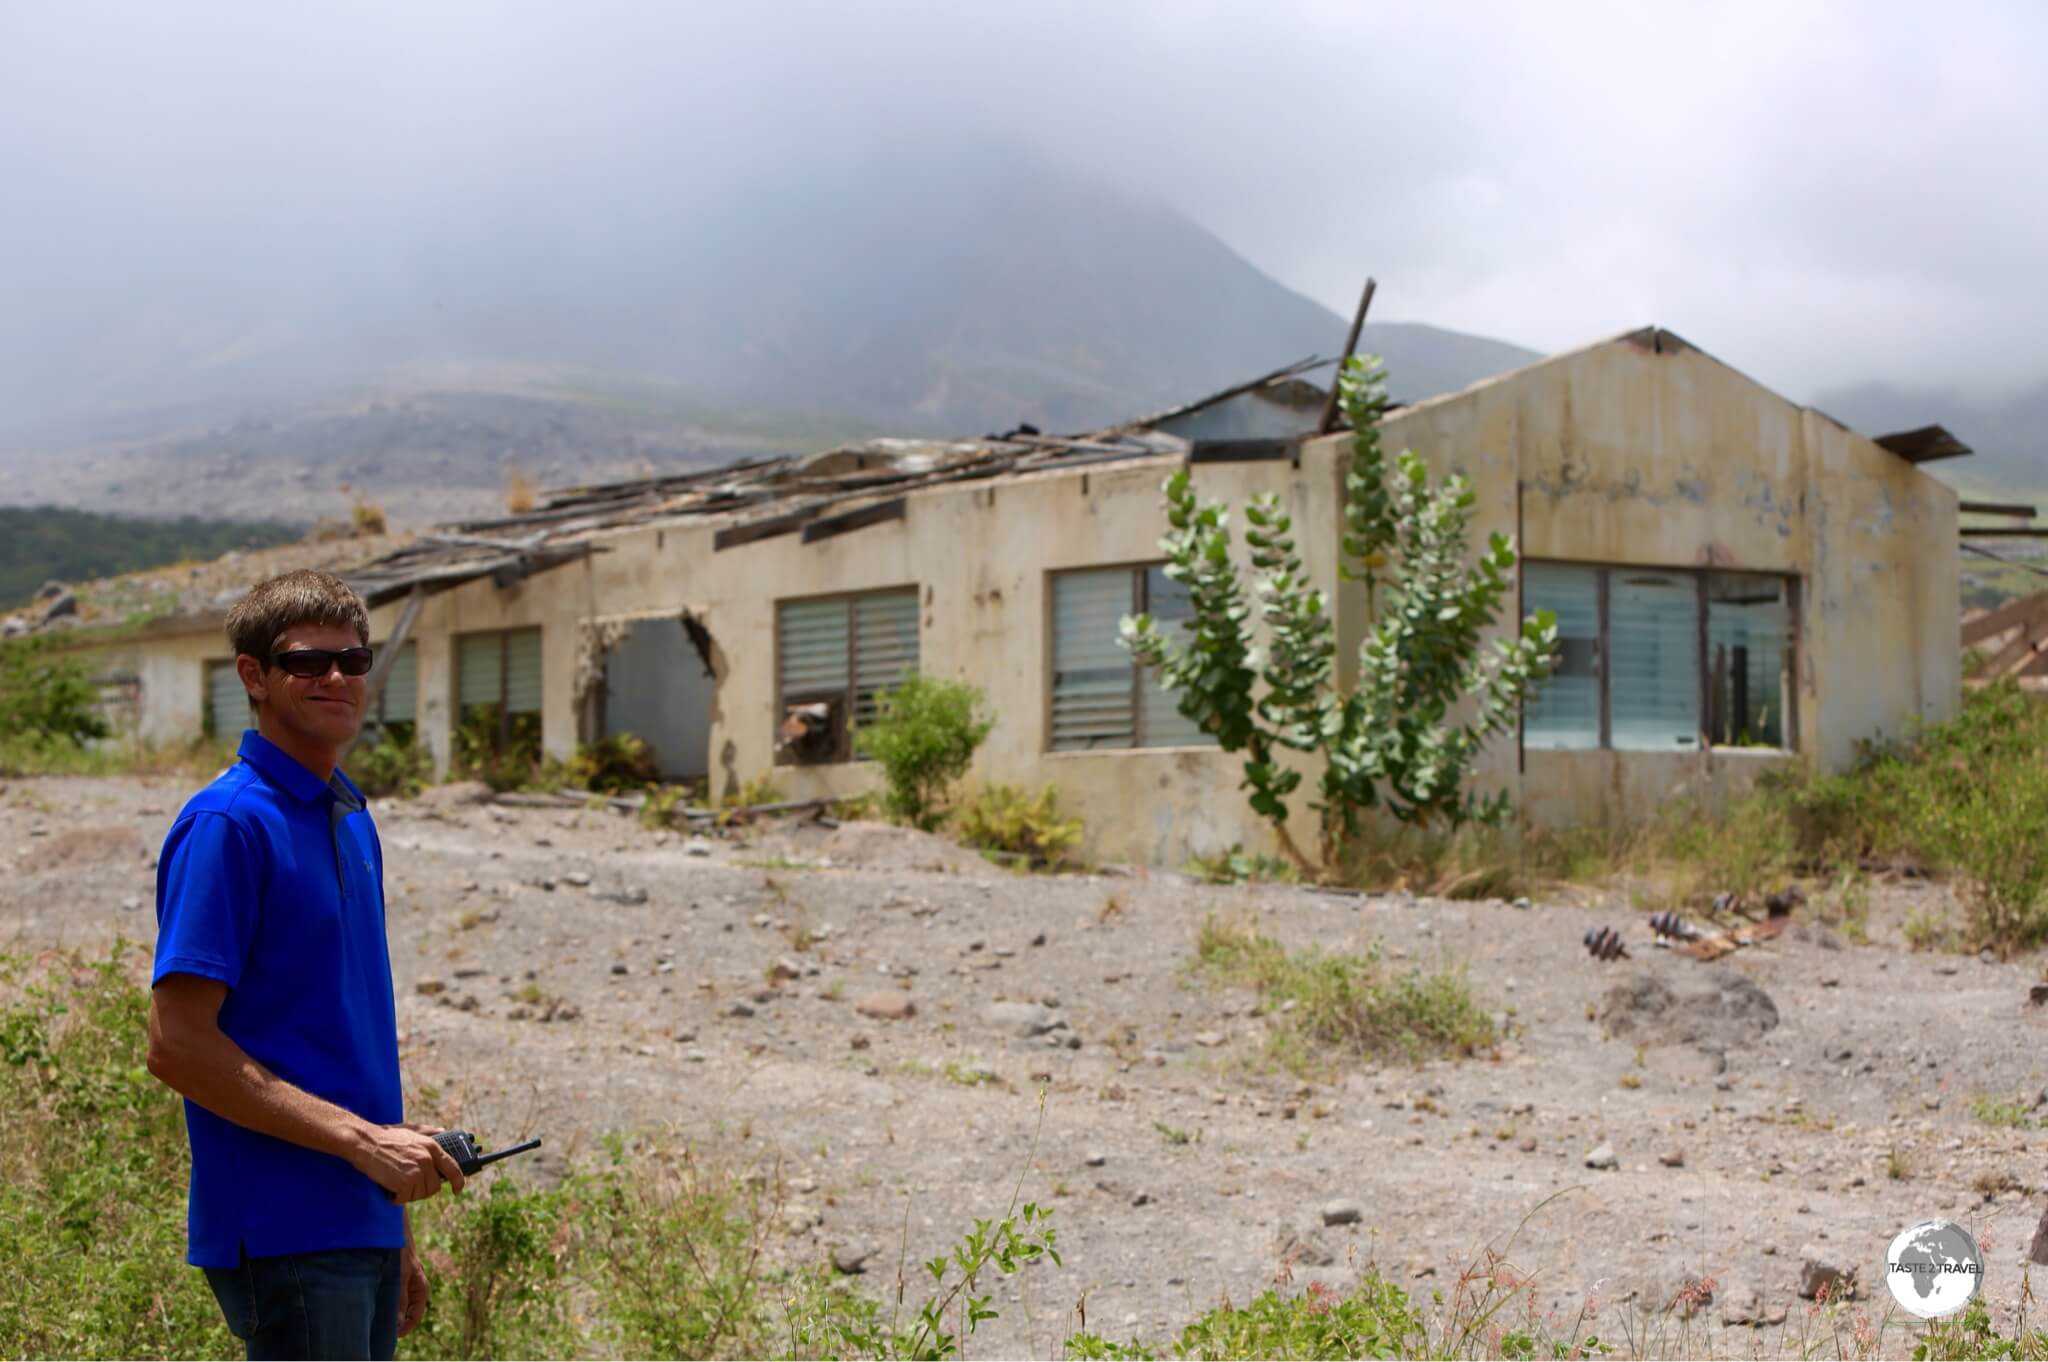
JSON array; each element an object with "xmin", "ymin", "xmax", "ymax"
[
  {"xmin": 1324, "ymin": 330, "xmax": 1958, "ymax": 832},
  {"xmin": 82, "ymin": 330, "xmax": 1960, "ymax": 864}
]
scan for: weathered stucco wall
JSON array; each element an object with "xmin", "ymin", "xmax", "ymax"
[
  {"xmin": 80, "ymin": 331, "xmax": 1959, "ymax": 864},
  {"xmin": 1320, "ymin": 330, "xmax": 1957, "ymax": 831}
]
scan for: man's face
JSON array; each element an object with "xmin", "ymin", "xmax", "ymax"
[{"xmin": 237, "ymin": 621, "xmax": 367, "ymax": 751}]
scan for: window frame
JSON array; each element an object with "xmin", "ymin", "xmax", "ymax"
[
  {"xmin": 1518, "ymin": 559, "xmax": 1799, "ymax": 756},
  {"xmin": 1044, "ymin": 561, "xmax": 1211, "ymax": 754},
  {"xmin": 771, "ymin": 585, "xmax": 921, "ymax": 766},
  {"xmin": 454, "ymin": 626, "xmax": 544, "ymax": 750},
  {"xmin": 360, "ymin": 639, "xmax": 420, "ymax": 744}
]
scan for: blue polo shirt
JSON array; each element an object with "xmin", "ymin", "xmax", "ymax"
[{"xmin": 153, "ymin": 730, "xmax": 404, "ymax": 1268}]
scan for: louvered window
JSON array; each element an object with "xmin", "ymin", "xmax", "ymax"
[
  {"xmin": 774, "ymin": 589, "xmax": 920, "ymax": 763},
  {"xmin": 205, "ymin": 660, "xmax": 247, "ymax": 740},
  {"xmin": 360, "ymin": 641, "xmax": 419, "ymax": 740},
  {"xmin": 1518, "ymin": 563, "xmax": 1796, "ymax": 752},
  {"xmin": 456, "ymin": 628, "xmax": 544, "ymax": 752},
  {"xmin": 1050, "ymin": 566, "xmax": 1212, "ymax": 752}
]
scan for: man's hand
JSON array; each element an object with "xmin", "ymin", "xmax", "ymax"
[
  {"xmin": 398, "ymin": 1243, "xmax": 429, "ymax": 1338},
  {"xmin": 348, "ymin": 1123, "xmax": 467, "ymax": 1203}
]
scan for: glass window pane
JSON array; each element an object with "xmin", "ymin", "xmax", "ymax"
[
  {"xmin": 1520, "ymin": 563, "xmax": 1600, "ymax": 750},
  {"xmin": 1610, "ymin": 571, "xmax": 1699, "ymax": 750},
  {"xmin": 376, "ymin": 641, "xmax": 419, "ymax": 725},
  {"xmin": 503, "ymin": 629, "xmax": 543, "ymax": 715},
  {"xmin": 1707, "ymin": 574, "xmax": 1788, "ymax": 748},
  {"xmin": 778, "ymin": 599, "xmax": 851, "ymax": 697},
  {"xmin": 457, "ymin": 633, "xmax": 502, "ymax": 711},
  {"xmin": 852, "ymin": 591, "xmax": 920, "ymax": 727},
  {"xmin": 206, "ymin": 661, "xmax": 247, "ymax": 740},
  {"xmin": 1138, "ymin": 567, "xmax": 1212, "ymax": 748},
  {"xmin": 1052, "ymin": 569, "xmax": 1136, "ymax": 751}
]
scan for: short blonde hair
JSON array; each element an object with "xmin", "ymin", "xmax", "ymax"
[{"xmin": 224, "ymin": 570, "xmax": 369, "ymax": 662}]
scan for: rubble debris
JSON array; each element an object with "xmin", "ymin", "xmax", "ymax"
[{"xmin": 1648, "ymin": 910, "xmax": 1701, "ymax": 942}]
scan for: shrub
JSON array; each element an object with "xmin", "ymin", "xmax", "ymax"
[
  {"xmin": 853, "ymin": 675, "xmax": 993, "ymax": 830},
  {"xmin": 344, "ymin": 728, "xmax": 433, "ymax": 799},
  {"xmin": 1169, "ymin": 1277, "xmax": 1427, "ymax": 1359},
  {"xmin": 955, "ymin": 784, "xmax": 1083, "ymax": 870},
  {"xmin": 1122, "ymin": 356, "xmax": 1554, "ymax": 876},
  {"xmin": 0, "ymin": 944, "xmax": 236, "ymax": 1358},
  {"xmin": 566, "ymin": 734, "xmax": 658, "ymax": 794},
  {"xmin": 405, "ymin": 1179, "xmax": 576, "ymax": 1362},
  {"xmin": 0, "ymin": 637, "xmax": 108, "ymax": 748},
  {"xmin": 1191, "ymin": 913, "xmax": 1497, "ymax": 1070},
  {"xmin": 452, "ymin": 705, "xmax": 544, "ymax": 792}
]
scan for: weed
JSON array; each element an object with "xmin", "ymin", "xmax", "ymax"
[
  {"xmin": 942, "ymin": 1061, "xmax": 999, "ymax": 1088},
  {"xmin": 640, "ymin": 783, "xmax": 689, "ymax": 829},
  {"xmin": 1887, "ymin": 1147, "xmax": 1914, "ymax": 1181},
  {"xmin": 1190, "ymin": 913, "xmax": 1496, "ymax": 1073},
  {"xmin": 1905, "ymin": 906, "xmax": 1952, "ymax": 951},
  {"xmin": 954, "ymin": 783, "xmax": 1083, "ymax": 871},
  {"xmin": 1618, "ymin": 1073, "xmax": 1642, "ymax": 1090},
  {"xmin": 1152, "ymin": 1121, "xmax": 1200, "ymax": 1147},
  {"xmin": 1187, "ymin": 846, "xmax": 1299, "ymax": 886},
  {"xmin": 1098, "ymin": 894, "xmax": 1126, "ymax": 924},
  {"xmin": 344, "ymin": 727, "xmax": 433, "ymax": 798},
  {"xmin": 1971, "ymin": 1094, "xmax": 2038, "ymax": 1130}
]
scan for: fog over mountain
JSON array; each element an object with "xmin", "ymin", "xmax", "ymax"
[{"xmin": 6, "ymin": 2, "xmax": 2044, "ymax": 518}]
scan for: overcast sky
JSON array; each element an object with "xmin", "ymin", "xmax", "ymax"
[{"xmin": 4, "ymin": 0, "xmax": 2044, "ymax": 407}]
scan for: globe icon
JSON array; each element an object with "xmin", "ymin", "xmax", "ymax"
[{"xmin": 1885, "ymin": 1219, "xmax": 1984, "ymax": 1318}]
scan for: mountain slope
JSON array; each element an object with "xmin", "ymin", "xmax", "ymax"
[
  {"xmin": 0, "ymin": 128, "xmax": 1540, "ymax": 522},
  {"xmin": 1818, "ymin": 379, "xmax": 2048, "ymax": 495}
]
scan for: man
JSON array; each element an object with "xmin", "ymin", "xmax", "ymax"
[{"xmin": 147, "ymin": 570, "xmax": 466, "ymax": 1361}]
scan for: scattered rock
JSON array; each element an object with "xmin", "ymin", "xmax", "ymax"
[
  {"xmin": 1719, "ymin": 1285, "xmax": 1763, "ymax": 1327},
  {"xmin": 856, "ymin": 991, "xmax": 916, "ymax": 1021},
  {"xmin": 771, "ymin": 957, "xmax": 804, "ymax": 981},
  {"xmin": 119, "ymin": 895, "xmax": 142, "ymax": 912},
  {"xmin": 418, "ymin": 781, "xmax": 494, "ymax": 813},
  {"xmin": 831, "ymin": 1243, "xmax": 876, "ymax": 1275},
  {"xmin": 1084, "ymin": 1151, "xmax": 1107, "ymax": 1167},
  {"xmin": 1597, "ymin": 969, "xmax": 1779, "ymax": 1056},
  {"xmin": 1584, "ymin": 1143, "xmax": 1619, "ymax": 1170},
  {"xmin": 1517, "ymin": 1136, "xmax": 1538, "ymax": 1153},
  {"xmin": 1797, "ymin": 1246, "xmax": 1856, "ymax": 1300},
  {"xmin": 415, "ymin": 977, "xmax": 447, "ymax": 997},
  {"xmin": 1193, "ymin": 1031, "xmax": 1226, "ymax": 1048},
  {"xmin": 1321, "ymin": 1199, "xmax": 1364, "ymax": 1227},
  {"xmin": 1658, "ymin": 1148, "xmax": 1685, "ymax": 1167},
  {"xmin": 38, "ymin": 590, "xmax": 77, "ymax": 625},
  {"xmin": 727, "ymin": 1002, "xmax": 755, "ymax": 1018},
  {"xmin": 984, "ymin": 1001, "xmax": 1059, "ymax": 1037},
  {"xmin": 685, "ymin": 838, "xmax": 713, "ymax": 857},
  {"xmin": 1130, "ymin": 1191, "xmax": 1152, "ymax": 1207},
  {"xmin": 610, "ymin": 963, "xmax": 629, "ymax": 976},
  {"xmin": 1276, "ymin": 1220, "xmax": 1336, "ymax": 1267},
  {"xmin": 849, "ymin": 1035, "xmax": 871, "ymax": 1050},
  {"xmin": 564, "ymin": 871, "xmax": 592, "ymax": 887}
]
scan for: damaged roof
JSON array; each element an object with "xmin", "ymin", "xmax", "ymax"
[{"xmin": 6, "ymin": 337, "xmax": 1972, "ymax": 638}]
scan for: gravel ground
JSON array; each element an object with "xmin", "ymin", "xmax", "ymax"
[{"xmin": 6, "ymin": 772, "xmax": 2048, "ymax": 1358}]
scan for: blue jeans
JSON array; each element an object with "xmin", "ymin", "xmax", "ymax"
[{"xmin": 203, "ymin": 1248, "xmax": 401, "ymax": 1361}]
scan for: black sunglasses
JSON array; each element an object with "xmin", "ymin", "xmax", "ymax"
[{"xmin": 269, "ymin": 647, "xmax": 375, "ymax": 679}]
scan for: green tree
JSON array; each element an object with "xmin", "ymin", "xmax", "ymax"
[
  {"xmin": 1121, "ymin": 356, "xmax": 1555, "ymax": 875},
  {"xmin": 0, "ymin": 637, "xmax": 108, "ymax": 747},
  {"xmin": 854, "ymin": 674, "xmax": 994, "ymax": 830}
]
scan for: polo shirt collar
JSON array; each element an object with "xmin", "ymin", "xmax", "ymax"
[{"xmin": 237, "ymin": 730, "xmax": 354, "ymax": 806}]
